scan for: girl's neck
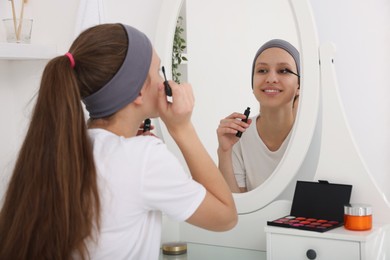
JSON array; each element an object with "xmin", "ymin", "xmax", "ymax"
[
  {"xmin": 256, "ymin": 110, "xmax": 295, "ymax": 151},
  {"xmin": 88, "ymin": 114, "xmax": 141, "ymax": 138}
]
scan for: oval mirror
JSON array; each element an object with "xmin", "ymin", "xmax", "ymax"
[{"xmin": 155, "ymin": 0, "xmax": 320, "ymax": 214}]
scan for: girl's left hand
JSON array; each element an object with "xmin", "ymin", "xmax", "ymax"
[{"xmin": 137, "ymin": 122, "xmax": 157, "ymax": 137}]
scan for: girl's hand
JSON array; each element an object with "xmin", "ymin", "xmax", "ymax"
[
  {"xmin": 136, "ymin": 122, "xmax": 156, "ymax": 137},
  {"xmin": 217, "ymin": 112, "xmax": 252, "ymax": 152},
  {"xmin": 157, "ymin": 80, "xmax": 194, "ymax": 135}
]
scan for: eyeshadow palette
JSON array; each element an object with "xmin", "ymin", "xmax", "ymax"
[
  {"xmin": 267, "ymin": 180, "xmax": 352, "ymax": 233},
  {"xmin": 268, "ymin": 215, "xmax": 341, "ymax": 232}
]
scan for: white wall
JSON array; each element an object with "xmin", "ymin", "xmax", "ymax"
[
  {"xmin": 103, "ymin": 0, "xmax": 161, "ymax": 42},
  {"xmin": 311, "ymin": 0, "xmax": 390, "ymax": 200}
]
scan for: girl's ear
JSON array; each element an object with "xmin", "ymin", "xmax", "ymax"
[
  {"xmin": 133, "ymin": 93, "xmax": 143, "ymax": 105},
  {"xmin": 293, "ymin": 86, "xmax": 300, "ymax": 106},
  {"xmin": 134, "ymin": 80, "xmax": 149, "ymax": 105}
]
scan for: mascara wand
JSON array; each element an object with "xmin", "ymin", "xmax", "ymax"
[{"xmin": 162, "ymin": 66, "xmax": 172, "ymax": 97}]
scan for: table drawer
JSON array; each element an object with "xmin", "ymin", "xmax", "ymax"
[{"xmin": 267, "ymin": 233, "xmax": 360, "ymax": 260}]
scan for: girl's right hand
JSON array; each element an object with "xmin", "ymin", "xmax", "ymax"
[
  {"xmin": 157, "ymin": 80, "xmax": 195, "ymax": 135},
  {"xmin": 216, "ymin": 112, "xmax": 252, "ymax": 152}
]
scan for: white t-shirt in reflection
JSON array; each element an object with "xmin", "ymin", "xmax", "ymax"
[
  {"xmin": 85, "ymin": 129, "xmax": 206, "ymax": 260},
  {"xmin": 232, "ymin": 115, "xmax": 292, "ymax": 191}
]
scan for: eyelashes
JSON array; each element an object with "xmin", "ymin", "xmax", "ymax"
[
  {"xmin": 283, "ymin": 68, "xmax": 300, "ymax": 77},
  {"xmin": 256, "ymin": 68, "xmax": 300, "ymax": 78}
]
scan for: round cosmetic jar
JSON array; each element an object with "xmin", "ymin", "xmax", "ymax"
[
  {"xmin": 162, "ymin": 242, "xmax": 187, "ymax": 255},
  {"xmin": 344, "ymin": 204, "xmax": 372, "ymax": 231}
]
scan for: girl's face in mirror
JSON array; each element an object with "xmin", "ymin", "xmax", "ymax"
[{"xmin": 252, "ymin": 48, "xmax": 300, "ymax": 111}]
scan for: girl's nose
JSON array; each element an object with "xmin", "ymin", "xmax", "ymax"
[{"xmin": 266, "ymin": 70, "xmax": 278, "ymax": 83}]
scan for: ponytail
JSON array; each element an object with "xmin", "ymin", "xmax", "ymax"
[
  {"xmin": 0, "ymin": 23, "xmax": 129, "ymax": 259},
  {"xmin": 0, "ymin": 55, "xmax": 100, "ymax": 259}
]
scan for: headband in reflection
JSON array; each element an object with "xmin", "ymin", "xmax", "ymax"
[{"xmin": 251, "ymin": 39, "xmax": 300, "ymax": 88}]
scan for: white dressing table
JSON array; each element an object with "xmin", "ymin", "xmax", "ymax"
[
  {"xmin": 265, "ymin": 223, "xmax": 388, "ymax": 260},
  {"xmin": 159, "ymin": 243, "xmax": 266, "ymax": 260}
]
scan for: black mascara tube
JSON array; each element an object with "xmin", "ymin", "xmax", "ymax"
[
  {"xmin": 236, "ymin": 107, "xmax": 250, "ymax": 138},
  {"xmin": 143, "ymin": 118, "xmax": 151, "ymax": 132}
]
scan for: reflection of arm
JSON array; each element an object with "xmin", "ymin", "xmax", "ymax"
[
  {"xmin": 216, "ymin": 112, "xmax": 252, "ymax": 193},
  {"xmin": 217, "ymin": 147, "xmax": 243, "ymax": 193},
  {"xmin": 231, "ymin": 145, "xmax": 249, "ymax": 193}
]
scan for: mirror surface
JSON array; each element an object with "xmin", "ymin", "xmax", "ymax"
[
  {"xmin": 182, "ymin": 0, "xmax": 320, "ymax": 213},
  {"xmin": 185, "ymin": 0, "xmax": 300, "ymax": 193}
]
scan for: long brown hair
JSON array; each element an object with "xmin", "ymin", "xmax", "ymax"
[{"xmin": 0, "ymin": 24, "xmax": 128, "ymax": 259}]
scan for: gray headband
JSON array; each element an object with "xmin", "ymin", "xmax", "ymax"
[
  {"xmin": 82, "ymin": 24, "xmax": 152, "ymax": 118},
  {"xmin": 251, "ymin": 39, "xmax": 300, "ymax": 88}
]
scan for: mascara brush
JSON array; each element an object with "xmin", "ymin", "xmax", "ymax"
[{"xmin": 162, "ymin": 66, "xmax": 172, "ymax": 96}]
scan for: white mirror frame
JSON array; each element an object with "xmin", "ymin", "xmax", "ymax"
[{"xmin": 154, "ymin": 0, "xmax": 321, "ymax": 214}]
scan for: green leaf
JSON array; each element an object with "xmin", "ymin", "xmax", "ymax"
[{"xmin": 172, "ymin": 15, "xmax": 188, "ymax": 84}]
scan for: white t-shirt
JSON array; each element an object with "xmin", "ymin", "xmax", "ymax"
[
  {"xmin": 232, "ymin": 115, "xmax": 291, "ymax": 191},
  {"xmin": 86, "ymin": 129, "xmax": 206, "ymax": 260}
]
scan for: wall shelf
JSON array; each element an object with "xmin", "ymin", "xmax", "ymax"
[{"xmin": 0, "ymin": 43, "xmax": 57, "ymax": 60}]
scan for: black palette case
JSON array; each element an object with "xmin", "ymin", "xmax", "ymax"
[{"xmin": 267, "ymin": 180, "xmax": 352, "ymax": 232}]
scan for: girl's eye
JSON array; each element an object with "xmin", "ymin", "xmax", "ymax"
[
  {"xmin": 257, "ymin": 69, "xmax": 267, "ymax": 74},
  {"xmin": 279, "ymin": 68, "xmax": 289, "ymax": 74}
]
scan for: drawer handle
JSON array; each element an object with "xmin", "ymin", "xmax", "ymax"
[{"xmin": 306, "ymin": 249, "xmax": 317, "ymax": 259}]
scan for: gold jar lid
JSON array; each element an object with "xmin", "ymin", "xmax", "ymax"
[{"xmin": 162, "ymin": 242, "xmax": 187, "ymax": 255}]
